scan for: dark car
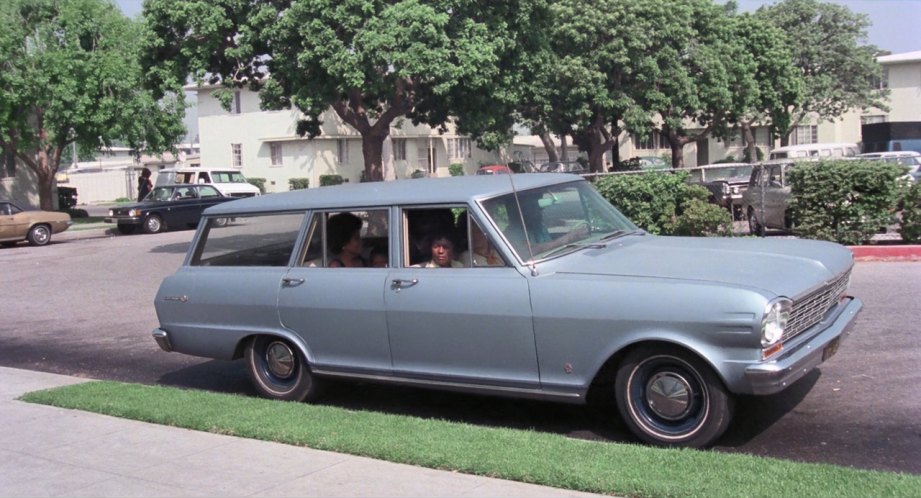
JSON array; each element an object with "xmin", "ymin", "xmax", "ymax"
[
  {"xmin": 105, "ymin": 184, "xmax": 236, "ymax": 234},
  {"xmin": 539, "ymin": 161, "xmax": 586, "ymax": 174},
  {"xmin": 688, "ymin": 163, "xmax": 754, "ymax": 219}
]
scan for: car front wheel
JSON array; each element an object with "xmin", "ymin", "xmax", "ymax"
[
  {"xmin": 142, "ymin": 215, "xmax": 164, "ymax": 234},
  {"xmin": 747, "ymin": 207, "xmax": 765, "ymax": 236},
  {"xmin": 245, "ymin": 336, "xmax": 323, "ymax": 402},
  {"xmin": 27, "ymin": 224, "xmax": 51, "ymax": 246},
  {"xmin": 615, "ymin": 346, "xmax": 733, "ymax": 448}
]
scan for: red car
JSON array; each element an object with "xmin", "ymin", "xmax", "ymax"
[{"xmin": 475, "ymin": 164, "xmax": 512, "ymax": 175}]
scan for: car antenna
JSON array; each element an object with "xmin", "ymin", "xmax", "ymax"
[{"xmin": 507, "ymin": 167, "xmax": 538, "ymax": 276}]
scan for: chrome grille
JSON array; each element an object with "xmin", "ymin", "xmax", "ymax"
[{"xmin": 783, "ymin": 269, "xmax": 851, "ymax": 342}]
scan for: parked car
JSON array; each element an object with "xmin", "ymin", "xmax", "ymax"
[
  {"xmin": 475, "ymin": 164, "xmax": 512, "ymax": 175},
  {"xmin": 741, "ymin": 160, "xmax": 795, "ymax": 236},
  {"xmin": 857, "ymin": 151, "xmax": 921, "ymax": 183},
  {"xmin": 155, "ymin": 167, "xmax": 261, "ymax": 198},
  {"xmin": 0, "ymin": 200, "xmax": 72, "ymax": 247},
  {"xmin": 151, "ymin": 174, "xmax": 861, "ymax": 448},
  {"xmin": 768, "ymin": 142, "xmax": 859, "ymax": 160},
  {"xmin": 688, "ymin": 163, "xmax": 754, "ymax": 219},
  {"xmin": 637, "ymin": 156, "xmax": 669, "ymax": 170},
  {"xmin": 539, "ymin": 161, "xmax": 586, "ymax": 174},
  {"xmin": 105, "ymin": 184, "xmax": 237, "ymax": 235}
]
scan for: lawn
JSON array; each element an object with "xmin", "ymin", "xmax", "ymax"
[{"xmin": 21, "ymin": 381, "xmax": 921, "ymax": 498}]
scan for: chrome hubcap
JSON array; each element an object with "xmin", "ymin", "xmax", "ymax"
[
  {"xmin": 645, "ymin": 372, "xmax": 693, "ymax": 420},
  {"xmin": 35, "ymin": 228, "xmax": 49, "ymax": 243},
  {"xmin": 265, "ymin": 341, "xmax": 295, "ymax": 379}
]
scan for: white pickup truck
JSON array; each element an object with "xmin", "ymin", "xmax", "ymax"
[{"xmin": 155, "ymin": 167, "xmax": 261, "ymax": 198}]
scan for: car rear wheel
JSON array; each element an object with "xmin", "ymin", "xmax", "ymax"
[
  {"xmin": 747, "ymin": 207, "xmax": 765, "ymax": 237},
  {"xmin": 27, "ymin": 224, "xmax": 52, "ymax": 246},
  {"xmin": 245, "ymin": 336, "xmax": 323, "ymax": 402},
  {"xmin": 142, "ymin": 215, "xmax": 164, "ymax": 234},
  {"xmin": 615, "ymin": 346, "xmax": 733, "ymax": 448}
]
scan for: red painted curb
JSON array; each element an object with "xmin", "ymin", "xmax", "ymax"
[{"xmin": 848, "ymin": 245, "xmax": 921, "ymax": 261}]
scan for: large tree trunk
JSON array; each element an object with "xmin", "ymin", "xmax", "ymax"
[
  {"xmin": 538, "ymin": 131, "xmax": 559, "ymax": 162},
  {"xmin": 581, "ymin": 118, "xmax": 616, "ymax": 174},
  {"xmin": 560, "ymin": 134, "xmax": 569, "ymax": 161},
  {"xmin": 741, "ymin": 121, "xmax": 757, "ymax": 163},
  {"xmin": 360, "ymin": 133, "xmax": 386, "ymax": 182}
]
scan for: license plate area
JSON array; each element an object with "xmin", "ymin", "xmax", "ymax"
[{"xmin": 822, "ymin": 337, "xmax": 840, "ymax": 361}]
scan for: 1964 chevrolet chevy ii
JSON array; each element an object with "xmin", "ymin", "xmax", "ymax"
[{"xmin": 152, "ymin": 173, "xmax": 861, "ymax": 448}]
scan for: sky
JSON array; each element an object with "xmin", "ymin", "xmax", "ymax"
[{"xmin": 115, "ymin": 0, "xmax": 920, "ymax": 55}]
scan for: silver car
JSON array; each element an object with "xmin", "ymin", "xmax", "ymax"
[
  {"xmin": 152, "ymin": 174, "xmax": 861, "ymax": 448},
  {"xmin": 742, "ymin": 160, "xmax": 796, "ymax": 236}
]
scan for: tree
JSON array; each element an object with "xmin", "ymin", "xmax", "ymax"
[
  {"xmin": 143, "ymin": 0, "xmax": 534, "ymax": 182},
  {"xmin": 755, "ymin": 0, "xmax": 888, "ymax": 140},
  {"xmin": 721, "ymin": 12, "xmax": 803, "ymax": 163},
  {"xmin": 0, "ymin": 0, "xmax": 185, "ymax": 210},
  {"xmin": 637, "ymin": 0, "xmax": 738, "ymax": 168}
]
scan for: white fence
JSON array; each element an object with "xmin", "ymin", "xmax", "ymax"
[{"xmin": 58, "ymin": 169, "xmax": 160, "ymax": 205}]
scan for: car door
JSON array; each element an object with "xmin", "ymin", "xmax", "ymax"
[
  {"xmin": 166, "ymin": 186, "xmax": 206, "ymax": 228},
  {"xmin": 384, "ymin": 207, "xmax": 539, "ymax": 389},
  {"xmin": 277, "ymin": 210, "xmax": 393, "ymax": 374},
  {"xmin": 763, "ymin": 164, "xmax": 792, "ymax": 228}
]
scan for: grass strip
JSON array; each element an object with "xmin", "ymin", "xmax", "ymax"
[{"xmin": 21, "ymin": 381, "xmax": 921, "ymax": 498}]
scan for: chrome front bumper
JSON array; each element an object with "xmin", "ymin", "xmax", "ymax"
[
  {"xmin": 744, "ymin": 296, "xmax": 862, "ymax": 395},
  {"xmin": 152, "ymin": 328, "xmax": 173, "ymax": 352}
]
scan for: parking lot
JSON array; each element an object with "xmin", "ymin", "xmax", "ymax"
[{"xmin": 0, "ymin": 227, "xmax": 919, "ymax": 474}]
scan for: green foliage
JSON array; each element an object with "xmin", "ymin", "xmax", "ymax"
[
  {"xmin": 448, "ymin": 163, "xmax": 465, "ymax": 177},
  {"xmin": 142, "ymin": 0, "xmax": 539, "ymax": 181},
  {"xmin": 288, "ymin": 178, "xmax": 310, "ymax": 190},
  {"xmin": 319, "ymin": 175, "xmax": 345, "ymax": 187},
  {"xmin": 755, "ymin": 0, "xmax": 888, "ymax": 129},
  {"xmin": 741, "ymin": 146, "xmax": 765, "ymax": 163},
  {"xmin": 787, "ymin": 160, "xmax": 903, "ymax": 245},
  {"xmin": 898, "ymin": 184, "xmax": 921, "ymax": 244},
  {"xmin": 594, "ymin": 171, "xmax": 729, "ymax": 236},
  {"xmin": 0, "ymin": 0, "xmax": 185, "ymax": 209},
  {"xmin": 247, "ymin": 178, "xmax": 266, "ymax": 194}
]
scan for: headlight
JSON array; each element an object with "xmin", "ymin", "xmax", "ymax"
[
  {"xmin": 108, "ymin": 209, "xmax": 114, "ymax": 216},
  {"xmin": 761, "ymin": 298, "xmax": 792, "ymax": 348},
  {"xmin": 128, "ymin": 208, "xmax": 142, "ymax": 217}
]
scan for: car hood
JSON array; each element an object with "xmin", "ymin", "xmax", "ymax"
[{"xmin": 553, "ymin": 235, "xmax": 853, "ymax": 299}]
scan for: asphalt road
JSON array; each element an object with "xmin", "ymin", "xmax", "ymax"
[{"xmin": 1, "ymin": 227, "xmax": 919, "ymax": 475}]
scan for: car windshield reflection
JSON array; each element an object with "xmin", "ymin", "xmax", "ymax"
[{"xmin": 480, "ymin": 181, "xmax": 637, "ymax": 261}]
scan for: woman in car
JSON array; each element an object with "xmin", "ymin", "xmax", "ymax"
[{"xmin": 327, "ymin": 212, "xmax": 366, "ymax": 267}]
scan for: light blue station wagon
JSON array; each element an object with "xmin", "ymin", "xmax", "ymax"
[{"xmin": 152, "ymin": 173, "xmax": 861, "ymax": 448}]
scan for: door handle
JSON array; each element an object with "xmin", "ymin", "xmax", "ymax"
[
  {"xmin": 390, "ymin": 279, "xmax": 419, "ymax": 292},
  {"xmin": 282, "ymin": 277, "xmax": 305, "ymax": 287}
]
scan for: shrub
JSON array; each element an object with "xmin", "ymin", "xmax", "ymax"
[
  {"xmin": 899, "ymin": 183, "xmax": 921, "ymax": 243},
  {"xmin": 319, "ymin": 174, "xmax": 345, "ymax": 186},
  {"xmin": 288, "ymin": 178, "xmax": 310, "ymax": 190},
  {"xmin": 449, "ymin": 163, "xmax": 465, "ymax": 176},
  {"xmin": 787, "ymin": 160, "xmax": 903, "ymax": 245},
  {"xmin": 247, "ymin": 177, "xmax": 266, "ymax": 194},
  {"xmin": 669, "ymin": 197, "xmax": 733, "ymax": 237}
]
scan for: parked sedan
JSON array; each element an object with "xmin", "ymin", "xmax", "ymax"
[
  {"xmin": 539, "ymin": 161, "xmax": 586, "ymax": 174},
  {"xmin": 152, "ymin": 174, "xmax": 861, "ymax": 448},
  {"xmin": 105, "ymin": 184, "xmax": 236, "ymax": 234},
  {"xmin": 688, "ymin": 163, "xmax": 753, "ymax": 219},
  {"xmin": 0, "ymin": 200, "xmax": 72, "ymax": 246}
]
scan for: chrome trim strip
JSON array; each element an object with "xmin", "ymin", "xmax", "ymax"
[{"xmin": 311, "ymin": 368, "xmax": 582, "ymax": 400}]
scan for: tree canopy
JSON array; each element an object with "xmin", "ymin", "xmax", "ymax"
[
  {"xmin": 143, "ymin": 0, "xmax": 544, "ymax": 181},
  {"xmin": 0, "ymin": 0, "xmax": 185, "ymax": 209},
  {"xmin": 755, "ymin": 0, "xmax": 888, "ymax": 137}
]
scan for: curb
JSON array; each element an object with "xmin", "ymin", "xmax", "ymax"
[{"xmin": 848, "ymin": 244, "xmax": 921, "ymax": 262}]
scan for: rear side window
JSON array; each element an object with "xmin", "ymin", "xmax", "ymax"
[{"xmin": 192, "ymin": 213, "xmax": 305, "ymax": 267}]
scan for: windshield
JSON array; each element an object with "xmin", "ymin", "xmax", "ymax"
[
  {"xmin": 211, "ymin": 171, "xmax": 248, "ymax": 183},
  {"xmin": 705, "ymin": 165, "xmax": 753, "ymax": 181},
  {"xmin": 480, "ymin": 181, "xmax": 638, "ymax": 262}
]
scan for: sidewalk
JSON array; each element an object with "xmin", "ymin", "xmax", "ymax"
[{"xmin": 0, "ymin": 367, "xmax": 603, "ymax": 498}]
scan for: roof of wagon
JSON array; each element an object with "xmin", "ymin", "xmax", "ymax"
[{"xmin": 204, "ymin": 173, "xmax": 582, "ymax": 215}]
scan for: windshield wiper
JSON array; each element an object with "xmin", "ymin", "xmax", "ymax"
[{"xmin": 600, "ymin": 230, "xmax": 632, "ymax": 241}]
